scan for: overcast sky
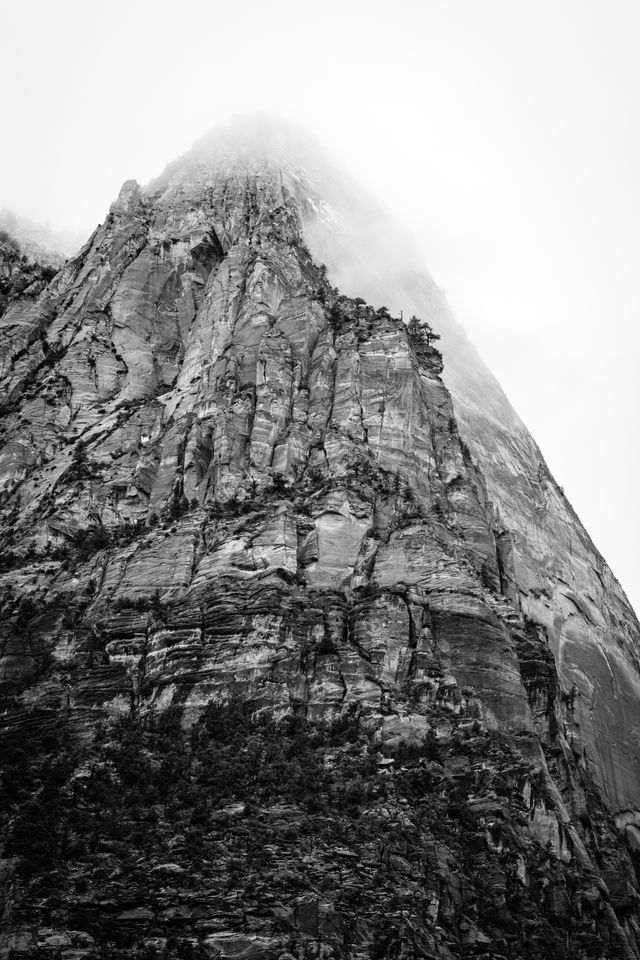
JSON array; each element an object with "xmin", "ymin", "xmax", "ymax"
[{"xmin": 2, "ymin": 0, "xmax": 639, "ymax": 612}]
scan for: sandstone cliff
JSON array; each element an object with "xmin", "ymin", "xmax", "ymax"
[{"xmin": 1, "ymin": 120, "xmax": 639, "ymax": 959}]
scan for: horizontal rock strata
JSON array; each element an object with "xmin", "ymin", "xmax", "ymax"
[{"xmin": 1, "ymin": 123, "xmax": 640, "ymax": 958}]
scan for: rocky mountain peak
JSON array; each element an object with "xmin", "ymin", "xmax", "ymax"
[{"xmin": 1, "ymin": 118, "xmax": 640, "ymax": 959}]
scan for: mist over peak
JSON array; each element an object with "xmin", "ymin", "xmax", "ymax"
[
  {"xmin": 147, "ymin": 113, "xmax": 430, "ymax": 305},
  {"xmin": 0, "ymin": 208, "xmax": 86, "ymax": 264},
  {"xmin": 2, "ymin": 100, "xmax": 640, "ymax": 959}
]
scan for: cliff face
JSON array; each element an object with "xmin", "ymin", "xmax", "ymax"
[
  {"xmin": 1, "ymin": 121, "xmax": 640, "ymax": 959},
  {"xmin": 289, "ymin": 135, "xmax": 640, "ymax": 818}
]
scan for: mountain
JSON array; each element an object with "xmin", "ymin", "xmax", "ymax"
[
  {"xmin": 0, "ymin": 229, "xmax": 60, "ymax": 318},
  {"xmin": 1, "ymin": 116, "xmax": 639, "ymax": 959},
  {"xmin": 0, "ymin": 209, "xmax": 85, "ymax": 265}
]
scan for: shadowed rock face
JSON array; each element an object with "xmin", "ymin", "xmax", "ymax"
[{"xmin": 1, "ymin": 119, "xmax": 640, "ymax": 958}]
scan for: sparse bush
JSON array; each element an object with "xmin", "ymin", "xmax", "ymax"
[{"xmin": 67, "ymin": 439, "xmax": 103, "ymax": 482}]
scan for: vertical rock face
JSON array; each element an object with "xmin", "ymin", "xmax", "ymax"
[
  {"xmin": 291, "ymin": 128, "xmax": 640, "ymax": 817},
  {"xmin": 1, "ymin": 118, "xmax": 640, "ymax": 958}
]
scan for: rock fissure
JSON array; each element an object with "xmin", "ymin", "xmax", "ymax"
[{"xmin": 1, "ymin": 124, "xmax": 639, "ymax": 959}]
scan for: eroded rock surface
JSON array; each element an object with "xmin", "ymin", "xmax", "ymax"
[
  {"xmin": 1, "ymin": 120, "xmax": 640, "ymax": 959},
  {"xmin": 296, "ymin": 133, "xmax": 640, "ymax": 818}
]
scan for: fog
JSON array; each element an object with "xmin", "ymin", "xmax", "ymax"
[{"xmin": 2, "ymin": 0, "xmax": 639, "ymax": 612}]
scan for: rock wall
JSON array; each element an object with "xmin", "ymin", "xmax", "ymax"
[
  {"xmin": 291, "ymin": 127, "xmax": 640, "ymax": 819},
  {"xmin": 1, "ymin": 121, "xmax": 640, "ymax": 958}
]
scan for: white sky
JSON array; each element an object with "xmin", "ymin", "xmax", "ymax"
[{"xmin": 2, "ymin": 0, "xmax": 639, "ymax": 612}]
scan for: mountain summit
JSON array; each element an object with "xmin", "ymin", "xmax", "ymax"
[{"xmin": 1, "ymin": 117, "xmax": 639, "ymax": 959}]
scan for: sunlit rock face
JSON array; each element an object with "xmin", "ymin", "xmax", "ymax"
[{"xmin": 1, "ymin": 118, "xmax": 640, "ymax": 958}]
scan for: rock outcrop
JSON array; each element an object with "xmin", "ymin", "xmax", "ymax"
[
  {"xmin": 0, "ymin": 229, "xmax": 59, "ymax": 318},
  {"xmin": 1, "ymin": 118, "xmax": 639, "ymax": 959}
]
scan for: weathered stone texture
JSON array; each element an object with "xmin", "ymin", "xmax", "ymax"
[{"xmin": 1, "ymin": 121, "xmax": 640, "ymax": 958}]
